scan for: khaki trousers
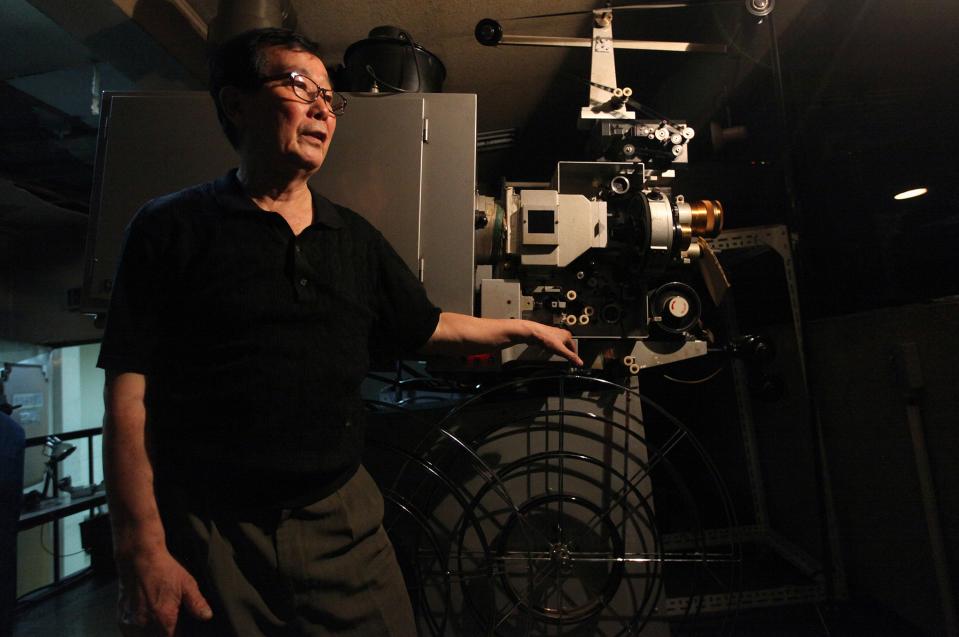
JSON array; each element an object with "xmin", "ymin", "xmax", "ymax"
[{"xmin": 165, "ymin": 465, "xmax": 417, "ymax": 636}]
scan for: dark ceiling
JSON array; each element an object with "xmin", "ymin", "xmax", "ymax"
[{"xmin": 1, "ymin": 0, "xmax": 957, "ymax": 344}]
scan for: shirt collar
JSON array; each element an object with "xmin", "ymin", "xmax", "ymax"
[{"xmin": 213, "ymin": 169, "xmax": 344, "ymax": 229}]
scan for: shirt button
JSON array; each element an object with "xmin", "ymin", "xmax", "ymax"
[
  {"xmin": 295, "ymin": 245, "xmax": 301, "ymax": 253},
  {"xmin": 299, "ymin": 278, "xmax": 308, "ymax": 286}
]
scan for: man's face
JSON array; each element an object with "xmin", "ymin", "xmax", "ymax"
[{"xmin": 235, "ymin": 46, "xmax": 337, "ymax": 173}]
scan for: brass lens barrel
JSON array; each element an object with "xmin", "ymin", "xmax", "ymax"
[{"xmin": 688, "ymin": 200, "xmax": 723, "ymax": 238}]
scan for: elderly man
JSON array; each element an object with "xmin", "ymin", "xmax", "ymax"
[{"xmin": 99, "ymin": 28, "xmax": 580, "ymax": 637}]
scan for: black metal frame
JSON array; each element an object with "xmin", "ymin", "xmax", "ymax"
[{"xmin": 18, "ymin": 427, "xmax": 105, "ymax": 592}]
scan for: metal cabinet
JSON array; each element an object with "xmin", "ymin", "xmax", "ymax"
[{"xmin": 83, "ymin": 91, "xmax": 477, "ymax": 315}]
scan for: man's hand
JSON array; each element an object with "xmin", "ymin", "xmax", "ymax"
[
  {"xmin": 116, "ymin": 547, "xmax": 212, "ymax": 636},
  {"xmin": 523, "ymin": 321, "xmax": 583, "ymax": 367},
  {"xmin": 421, "ymin": 312, "xmax": 584, "ymax": 367},
  {"xmin": 104, "ymin": 371, "xmax": 211, "ymax": 635}
]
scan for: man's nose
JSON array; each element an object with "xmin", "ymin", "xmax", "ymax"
[{"xmin": 309, "ymin": 98, "xmax": 332, "ymax": 119}]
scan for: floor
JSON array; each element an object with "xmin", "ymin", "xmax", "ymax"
[
  {"xmin": 13, "ymin": 573, "xmax": 928, "ymax": 636},
  {"xmin": 15, "ymin": 575, "xmax": 117, "ymax": 637}
]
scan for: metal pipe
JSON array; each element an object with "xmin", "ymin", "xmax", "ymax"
[
  {"xmin": 497, "ymin": 34, "xmax": 726, "ymax": 54},
  {"xmin": 166, "ymin": 0, "xmax": 209, "ymax": 40},
  {"xmin": 208, "ymin": 0, "xmax": 297, "ymax": 45}
]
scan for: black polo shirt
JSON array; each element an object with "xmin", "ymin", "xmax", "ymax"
[{"xmin": 97, "ymin": 170, "xmax": 440, "ymax": 509}]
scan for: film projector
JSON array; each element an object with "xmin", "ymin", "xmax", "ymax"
[{"xmin": 366, "ymin": 5, "xmax": 756, "ymax": 635}]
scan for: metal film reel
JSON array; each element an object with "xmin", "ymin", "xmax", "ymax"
[{"xmin": 366, "ymin": 375, "xmax": 741, "ymax": 635}]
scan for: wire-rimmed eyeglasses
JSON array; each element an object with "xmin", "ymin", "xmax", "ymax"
[{"xmin": 258, "ymin": 71, "xmax": 347, "ymax": 116}]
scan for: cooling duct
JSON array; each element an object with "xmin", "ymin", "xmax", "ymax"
[{"xmin": 207, "ymin": 0, "xmax": 298, "ymax": 46}]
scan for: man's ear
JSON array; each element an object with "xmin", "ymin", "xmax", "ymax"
[{"xmin": 219, "ymin": 86, "xmax": 244, "ymax": 127}]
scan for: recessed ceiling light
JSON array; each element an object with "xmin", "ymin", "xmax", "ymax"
[{"xmin": 894, "ymin": 187, "xmax": 928, "ymax": 200}]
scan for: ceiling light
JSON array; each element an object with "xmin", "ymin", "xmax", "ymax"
[{"xmin": 894, "ymin": 187, "xmax": 928, "ymax": 200}]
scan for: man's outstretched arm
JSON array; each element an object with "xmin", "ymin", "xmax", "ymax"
[
  {"xmin": 103, "ymin": 372, "xmax": 213, "ymax": 636},
  {"xmin": 419, "ymin": 312, "xmax": 583, "ymax": 366}
]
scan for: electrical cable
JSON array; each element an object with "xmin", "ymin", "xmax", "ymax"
[
  {"xmin": 39, "ymin": 521, "xmax": 89, "ymax": 558},
  {"xmin": 407, "ymin": 30, "xmax": 423, "ymax": 92},
  {"xmin": 365, "ymin": 64, "xmax": 408, "ymax": 93},
  {"xmin": 363, "ymin": 28, "xmax": 425, "ymax": 94},
  {"xmin": 662, "ymin": 367, "xmax": 724, "ymax": 384}
]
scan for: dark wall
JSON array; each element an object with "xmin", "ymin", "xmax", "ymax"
[{"xmin": 807, "ymin": 301, "xmax": 959, "ymax": 635}]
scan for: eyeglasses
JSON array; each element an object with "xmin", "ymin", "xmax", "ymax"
[{"xmin": 258, "ymin": 71, "xmax": 347, "ymax": 116}]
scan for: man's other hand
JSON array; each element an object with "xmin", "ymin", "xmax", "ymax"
[{"xmin": 117, "ymin": 548, "xmax": 212, "ymax": 636}]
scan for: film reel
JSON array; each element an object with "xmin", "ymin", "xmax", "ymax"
[{"xmin": 365, "ymin": 375, "xmax": 741, "ymax": 635}]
